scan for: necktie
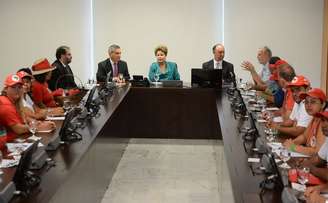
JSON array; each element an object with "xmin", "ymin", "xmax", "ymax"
[{"xmin": 113, "ymin": 63, "xmax": 118, "ymax": 77}]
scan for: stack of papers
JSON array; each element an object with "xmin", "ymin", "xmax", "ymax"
[
  {"xmin": 0, "ymin": 158, "xmax": 20, "ymax": 168},
  {"xmin": 6, "ymin": 143, "xmax": 33, "ymax": 153}
]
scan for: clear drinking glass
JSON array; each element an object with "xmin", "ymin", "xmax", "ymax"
[
  {"xmin": 279, "ymin": 147, "xmax": 291, "ymax": 168},
  {"xmin": 28, "ymin": 119, "xmax": 39, "ymax": 140},
  {"xmin": 63, "ymin": 99, "xmax": 70, "ymax": 112},
  {"xmin": 154, "ymin": 73, "xmax": 160, "ymax": 86},
  {"xmin": 118, "ymin": 73, "xmax": 124, "ymax": 83},
  {"xmin": 298, "ymin": 167, "xmax": 310, "ymax": 185}
]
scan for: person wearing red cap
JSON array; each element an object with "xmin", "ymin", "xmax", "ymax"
[
  {"xmin": 0, "ymin": 74, "xmax": 56, "ymax": 148},
  {"xmin": 260, "ymin": 57, "xmax": 286, "ymax": 108},
  {"xmin": 18, "ymin": 68, "xmax": 64, "ymax": 118},
  {"xmin": 17, "ymin": 69, "xmax": 47, "ymax": 120},
  {"xmin": 301, "ymin": 111, "xmax": 328, "ymax": 203},
  {"xmin": 31, "ymin": 58, "xmax": 64, "ymax": 108},
  {"xmin": 283, "ymin": 88, "xmax": 327, "ymax": 156},
  {"xmin": 268, "ymin": 75, "xmax": 312, "ymax": 137},
  {"xmin": 0, "ymin": 74, "xmax": 26, "ymax": 148}
]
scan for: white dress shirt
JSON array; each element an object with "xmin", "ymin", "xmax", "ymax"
[{"xmin": 213, "ymin": 59, "xmax": 222, "ymax": 69}]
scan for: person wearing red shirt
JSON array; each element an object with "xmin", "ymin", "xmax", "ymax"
[
  {"xmin": 31, "ymin": 58, "xmax": 64, "ymax": 108},
  {"xmin": 0, "ymin": 74, "xmax": 27, "ymax": 147},
  {"xmin": 0, "ymin": 73, "xmax": 56, "ymax": 149}
]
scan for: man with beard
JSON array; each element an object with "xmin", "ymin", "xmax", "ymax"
[{"xmin": 48, "ymin": 46, "xmax": 77, "ymax": 90}]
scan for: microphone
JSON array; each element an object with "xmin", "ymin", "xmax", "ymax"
[
  {"xmin": 54, "ymin": 73, "xmax": 85, "ymax": 90},
  {"xmin": 229, "ymin": 71, "xmax": 237, "ymax": 87},
  {"xmin": 106, "ymin": 71, "xmax": 112, "ymax": 83}
]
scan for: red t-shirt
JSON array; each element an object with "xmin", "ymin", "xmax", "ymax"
[
  {"xmin": 0, "ymin": 96, "xmax": 24, "ymax": 142},
  {"xmin": 32, "ymin": 81, "xmax": 57, "ymax": 107}
]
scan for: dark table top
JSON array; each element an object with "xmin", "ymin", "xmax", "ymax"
[
  {"xmin": 1, "ymin": 84, "xmax": 292, "ymax": 203},
  {"xmin": 2, "ymin": 85, "xmax": 131, "ymax": 203}
]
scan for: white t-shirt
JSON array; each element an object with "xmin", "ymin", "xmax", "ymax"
[
  {"xmin": 289, "ymin": 101, "xmax": 312, "ymax": 127},
  {"xmin": 318, "ymin": 137, "xmax": 328, "ymax": 161},
  {"xmin": 22, "ymin": 94, "xmax": 35, "ymax": 112}
]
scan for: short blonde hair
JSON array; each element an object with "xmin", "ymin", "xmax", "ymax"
[{"xmin": 154, "ymin": 45, "xmax": 168, "ymax": 56}]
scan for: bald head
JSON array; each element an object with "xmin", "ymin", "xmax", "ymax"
[
  {"xmin": 212, "ymin": 43, "xmax": 225, "ymax": 61},
  {"xmin": 257, "ymin": 46, "xmax": 272, "ymax": 65}
]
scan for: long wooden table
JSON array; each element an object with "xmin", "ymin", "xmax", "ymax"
[
  {"xmin": 217, "ymin": 90, "xmax": 284, "ymax": 203},
  {"xmin": 0, "ymin": 84, "xmax": 287, "ymax": 203}
]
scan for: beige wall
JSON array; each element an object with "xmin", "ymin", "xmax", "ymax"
[
  {"xmin": 225, "ymin": 0, "xmax": 324, "ymax": 87},
  {"xmin": 0, "ymin": 0, "xmax": 92, "ymax": 88},
  {"xmin": 93, "ymin": 0, "xmax": 223, "ymax": 81},
  {"xmin": 0, "ymin": 0, "xmax": 324, "ymax": 87}
]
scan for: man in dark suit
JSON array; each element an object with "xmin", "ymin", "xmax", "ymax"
[
  {"xmin": 96, "ymin": 44, "xmax": 130, "ymax": 83},
  {"xmin": 202, "ymin": 43, "xmax": 234, "ymax": 82},
  {"xmin": 48, "ymin": 46, "xmax": 77, "ymax": 90}
]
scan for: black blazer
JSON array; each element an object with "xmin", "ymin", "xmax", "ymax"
[
  {"xmin": 202, "ymin": 59, "xmax": 234, "ymax": 81},
  {"xmin": 96, "ymin": 58, "xmax": 130, "ymax": 82},
  {"xmin": 48, "ymin": 60, "xmax": 77, "ymax": 91}
]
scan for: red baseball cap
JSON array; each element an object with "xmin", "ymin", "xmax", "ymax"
[
  {"xmin": 269, "ymin": 59, "xmax": 288, "ymax": 69},
  {"xmin": 269, "ymin": 73, "xmax": 278, "ymax": 81},
  {"xmin": 17, "ymin": 71, "xmax": 32, "ymax": 79},
  {"xmin": 4, "ymin": 74, "xmax": 23, "ymax": 87},
  {"xmin": 287, "ymin": 75, "xmax": 310, "ymax": 87},
  {"xmin": 315, "ymin": 111, "xmax": 328, "ymax": 119},
  {"xmin": 299, "ymin": 88, "xmax": 327, "ymax": 102}
]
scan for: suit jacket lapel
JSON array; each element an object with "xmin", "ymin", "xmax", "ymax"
[
  {"xmin": 210, "ymin": 60, "xmax": 215, "ymax": 69},
  {"xmin": 106, "ymin": 59, "xmax": 113, "ymax": 76}
]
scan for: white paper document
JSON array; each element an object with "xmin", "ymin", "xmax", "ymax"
[{"xmin": 46, "ymin": 116, "xmax": 65, "ymax": 121}]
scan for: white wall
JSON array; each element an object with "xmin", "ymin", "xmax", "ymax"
[
  {"xmin": 94, "ymin": 0, "xmax": 223, "ymax": 82},
  {"xmin": 0, "ymin": 0, "xmax": 324, "ymax": 87},
  {"xmin": 224, "ymin": 0, "xmax": 324, "ymax": 87},
  {"xmin": 0, "ymin": 0, "xmax": 92, "ymax": 88}
]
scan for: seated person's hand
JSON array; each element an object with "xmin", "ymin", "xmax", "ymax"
[
  {"xmin": 283, "ymin": 139, "xmax": 294, "ymax": 149},
  {"xmin": 112, "ymin": 77, "xmax": 125, "ymax": 84},
  {"xmin": 36, "ymin": 108, "xmax": 47, "ymax": 119},
  {"xmin": 37, "ymin": 121, "xmax": 56, "ymax": 132},
  {"xmin": 52, "ymin": 88, "xmax": 64, "ymax": 97},
  {"xmin": 48, "ymin": 107, "xmax": 65, "ymax": 117},
  {"xmin": 272, "ymin": 110, "xmax": 282, "ymax": 117},
  {"xmin": 306, "ymin": 190, "xmax": 325, "ymax": 203},
  {"xmin": 241, "ymin": 61, "xmax": 255, "ymax": 72}
]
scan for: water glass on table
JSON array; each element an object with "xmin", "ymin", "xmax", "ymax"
[
  {"xmin": 118, "ymin": 73, "xmax": 124, "ymax": 83},
  {"xmin": 298, "ymin": 167, "xmax": 310, "ymax": 185},
  {"xmin": 279, "ymin": 147, "xmax": 291, "ymax": 169},
  {"xmin": 28, "ymin": 119, "xmax": 39, "ymax": 140},
  {"xmin": 154, "ymin": 73, "xmax": 160, "ymax": 86}
]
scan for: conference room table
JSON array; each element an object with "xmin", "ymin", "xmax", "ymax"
[{"xmin": 0, "ymin": 82, "xmax": 294, "ymax": 203}]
